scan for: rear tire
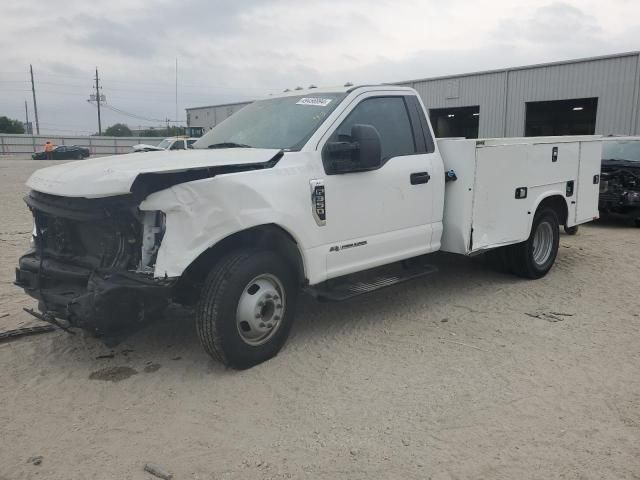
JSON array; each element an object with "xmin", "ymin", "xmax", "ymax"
[
  {"xmin": 511, "ymin": 208, "xmax": 559, "ymax": 279},
  {"xmin": 564, "ymin": 225, "xmax": 579, "ymax": 235},
  {"xmin": 195, "ymin": 249, "xmax": 298, "ymax": 369}
]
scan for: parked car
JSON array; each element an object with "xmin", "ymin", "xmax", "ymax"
[
  {"xmin": 131, "ymin": 137, "xmax": 197, "ymax": 153},
  {"xmin": 32, "ymin": 145, "xmax": 90, "ymax": 160},
  {"xmin": 599, "ymin": 138, "xmax": 640, "ymax": 227}
]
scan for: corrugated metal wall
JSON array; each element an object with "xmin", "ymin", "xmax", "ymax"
[
  {"xmin": 505, "ymin": 54, "xmax": 639, "ymax": 136},
  {"xmin": 398, "ymin": 52, "xmax": 640, "ymax": 137},
  {"xmin": 397, "ymin": 71, "xmax": 507, "ymax": 138},
  {"xmin": 187, "ymin": 53, "xmax": 640, "ymax": 138}
]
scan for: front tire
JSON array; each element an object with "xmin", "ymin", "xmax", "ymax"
[
  {"xmin": 196, "ymin": 249, "xmax": 298, "ymax": 369},
  {"xmin": 511, "ymin": 208, "xmax": 560, "ymax": 279}
]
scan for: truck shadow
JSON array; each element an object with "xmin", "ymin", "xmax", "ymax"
[
  {"xmin": 289, "ymin": 252, "xmax": 518, "ymax": 346},
  {"xmin": 32, "ymin": 252, "xmax": 522, "ymax": 376}
]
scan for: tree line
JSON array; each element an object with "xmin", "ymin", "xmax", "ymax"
[{"xmin": 0, "ymin": 116, "xmax": 184, "ymax": 137}]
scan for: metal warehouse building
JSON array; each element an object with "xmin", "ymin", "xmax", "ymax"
[{"xmin": 186, "ymin": 51, "xmax": 640, "ymax": 139}]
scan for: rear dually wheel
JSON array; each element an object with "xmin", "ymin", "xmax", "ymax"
[{"xmin": 510, "ymin": 208, "xmax": 560, "ymax": 279}]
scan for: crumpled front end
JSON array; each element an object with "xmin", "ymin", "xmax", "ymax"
[
  {"xmin": 15, "ymin": 190, "xmax": 173, "ymax": 335},
  {"xmin": 599, "ymin": 163, "xmax": 640, "ymax": 217}
]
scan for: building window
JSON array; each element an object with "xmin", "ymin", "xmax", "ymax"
[
  {"xmin": 525, "ymin": 98, "xmax": 598, "ymax": 136},
  {"xmin": 429, "ymin": 106, "xmax": 480, "ymax": 139}
]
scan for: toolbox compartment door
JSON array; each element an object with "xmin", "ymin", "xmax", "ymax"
[
  {"xmin": 575, "ymin": 141, "xmax": 602, "ymax": 224},
  {"xmin": 471, "ymin": 141, "xmax": 580, "ymax": 251},
  {"xmin": 471, "ymin": 144, "xmax": 531, "ymax": 251}
]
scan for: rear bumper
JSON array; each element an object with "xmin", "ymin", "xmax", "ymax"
[{"xmin": 16, "ymin": 252, "xmax": 173, "ymax": 335}]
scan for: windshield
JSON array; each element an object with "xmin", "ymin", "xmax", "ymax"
[
  {"xmin": 602, "ymin": 140, "xmax": 640, "ymax": 162},
  {"xmin": 157, "ymin": 139, "xmax": 172, "ymax": 149},
  {"xmin": 194, "ymin": 93, "xmax": 347, "ymax": 150}
]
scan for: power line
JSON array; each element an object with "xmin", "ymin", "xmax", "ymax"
[
  {"xmin": 87, "ymin": 99, "xmax": 185, "ymax": 123},
  {"xmin": 0, "ymin": 70, "xmax": 279, "ymax": 92}
]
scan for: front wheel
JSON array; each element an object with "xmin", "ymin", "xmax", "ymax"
[
  {"xmin": 196, "ymin": 249, "xmax": 297, "ymax": 369},
  {"xmin": 511, "ymin": 208, "xmax": 560, "ymax": 279}
]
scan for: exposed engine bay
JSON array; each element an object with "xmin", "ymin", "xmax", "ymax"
[
  {"xmin": 15, "ymin": 191, "xmax": 172, "ymax": 335},
  {"xmin": 15, "ymin": 148, "xmax": 285, "ymax": 336}
]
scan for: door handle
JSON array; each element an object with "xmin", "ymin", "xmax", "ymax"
[{"xmin": 410, "ymin": 172, "xmax": 431, "ymax": 185}]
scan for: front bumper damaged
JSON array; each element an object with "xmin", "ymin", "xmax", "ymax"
[{"xmin": 16, "ymin": 251, "xmax": 173, "ymax": 335}]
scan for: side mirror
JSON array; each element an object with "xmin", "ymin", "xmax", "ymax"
[{"xmin": 324, "ymin": 124, "xmax": 382, "ymax": 174}]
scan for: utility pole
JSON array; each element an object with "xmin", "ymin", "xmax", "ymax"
[
  {"xmin": 24, "ymin": 100, "xmax": 31, "ymax": 134},
  {"xmin": 175, "ymin": 58, "xmax": 178, "ymax": 129},
  {"xmin": 95, "ymin": 68, "xmax": 102, "ymax": 135},
  {"xmin": 29, "ymin": 64, "xmax": 40, "ymax": 135}
]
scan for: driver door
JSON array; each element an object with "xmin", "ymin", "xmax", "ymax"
[{"xmin": 317, "ymin": 93, "xmax": 441, "ymax": 279}]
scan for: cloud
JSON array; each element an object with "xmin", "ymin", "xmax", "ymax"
[
  {"xmin": 493, "ymin": 2, "xmax": 602, "ymax": 46},
  {"xmin": 0, "ymin": 0, "xmax": 638, "ymax": 134}
]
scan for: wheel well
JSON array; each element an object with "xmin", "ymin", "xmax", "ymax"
[
  {"xmin": 172, "ymin": 224, "xmax": 306, "ymax": 305},
  {"xmin": 536, "ymin": 195, "xmax": 568, "ymax": 226}
]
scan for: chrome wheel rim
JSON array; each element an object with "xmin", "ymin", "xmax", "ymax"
[
  {"xmin": 532, "ymin": 220, "xmax": 554, "ymax": 266},
  {"xmin": 236, "ymin": 274, "xmax": 286, "ymax": 346}
]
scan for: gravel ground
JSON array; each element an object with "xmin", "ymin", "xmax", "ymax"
[{"xmin": 1, "ymin": 158, "xmax": 639, "ymax": 480}]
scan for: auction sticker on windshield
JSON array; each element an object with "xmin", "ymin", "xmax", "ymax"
[{"xmin": 296, "ymin": 98, "xmax": 333, "ymax": 107}]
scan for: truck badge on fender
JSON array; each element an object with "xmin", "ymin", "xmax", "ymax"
[
  {"xmin": 310, "ymin": 179, "xmax": 326, "ymax": 226},
  {"xmin": 329, "ymin": 240, "xmax": 368, "ymax": 253}
]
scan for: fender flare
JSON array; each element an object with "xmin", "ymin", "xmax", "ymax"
[
  {"xmin": 180, "ymin": 223, "xmax": 309, "ymax": 285},
  {"xmin": 527, "ymin": 191, "xmax": 571, "ymax": 234}
]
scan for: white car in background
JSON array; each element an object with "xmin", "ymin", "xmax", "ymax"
[{"xmin": 131, "ymin": 137, "xmax": 198, "ymax": 153}]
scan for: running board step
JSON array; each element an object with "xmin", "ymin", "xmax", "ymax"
[{"xmin": 304, "ymin": 262, "xmax": 438, "ymax": 302}]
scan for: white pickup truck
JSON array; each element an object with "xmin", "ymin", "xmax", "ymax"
[{"xmin": 16, "ymin": 85, "xmax": 601, "ymax": 368}]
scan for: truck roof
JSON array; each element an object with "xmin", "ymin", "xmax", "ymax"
[
  {"xmin": 186, "ymin": 85, "xmax": 417, "ymax": 110},
  {"xmin": 262, "ymin": 84, "xmax": 417, "ymax": 99}
]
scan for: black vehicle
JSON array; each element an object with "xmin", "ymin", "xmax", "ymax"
[
  {"xmin": 600, "ymin": 139, "xmax": 640, "ymax": 227},
  {"xmin": 32, "ymin": 145, "xmax": 91, "ymax": 160}
]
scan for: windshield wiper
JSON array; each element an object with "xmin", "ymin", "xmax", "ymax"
[{"xmin": 207, "ymin": 142, "xmax": 253, "ymax": 149}]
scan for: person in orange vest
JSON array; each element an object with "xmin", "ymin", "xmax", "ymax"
[{"xmin": 44, "ymin": 141, "xmax": 54, "ymax": 160}]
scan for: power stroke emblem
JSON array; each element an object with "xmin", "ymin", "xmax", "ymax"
[
  {"xmin": 310, "ymin": 179, "xmax": 326, "ymax": 226},
  {"xmin": 329, "ymin": 240, "xmax": 368, "ymax": 253}
]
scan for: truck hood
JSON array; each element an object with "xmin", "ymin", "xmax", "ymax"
[{"xmin": 27, "ymin": 148, "xmax": 282, "ymax": 198}]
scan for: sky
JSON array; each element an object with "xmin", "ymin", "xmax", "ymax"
[{"xmin": 0, "ymin": 0, "xmax": 638, "ymax": 135}]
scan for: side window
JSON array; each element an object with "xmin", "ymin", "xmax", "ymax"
[
  {"xmin": 329, "ymin": 97, "xmax": 416, "ymax": 160},
  {"xmin": 170, "ymin": 140, "xmax": 184, "ymax": 150}
]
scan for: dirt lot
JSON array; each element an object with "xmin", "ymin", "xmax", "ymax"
[{"xmin": 1, "ymin": 158, "xmax": 639, "ymax": 480}]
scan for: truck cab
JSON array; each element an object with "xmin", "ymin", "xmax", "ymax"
[{"xmin": 16, "ymin": 85, "xmax": 601, "ymax": 369}]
